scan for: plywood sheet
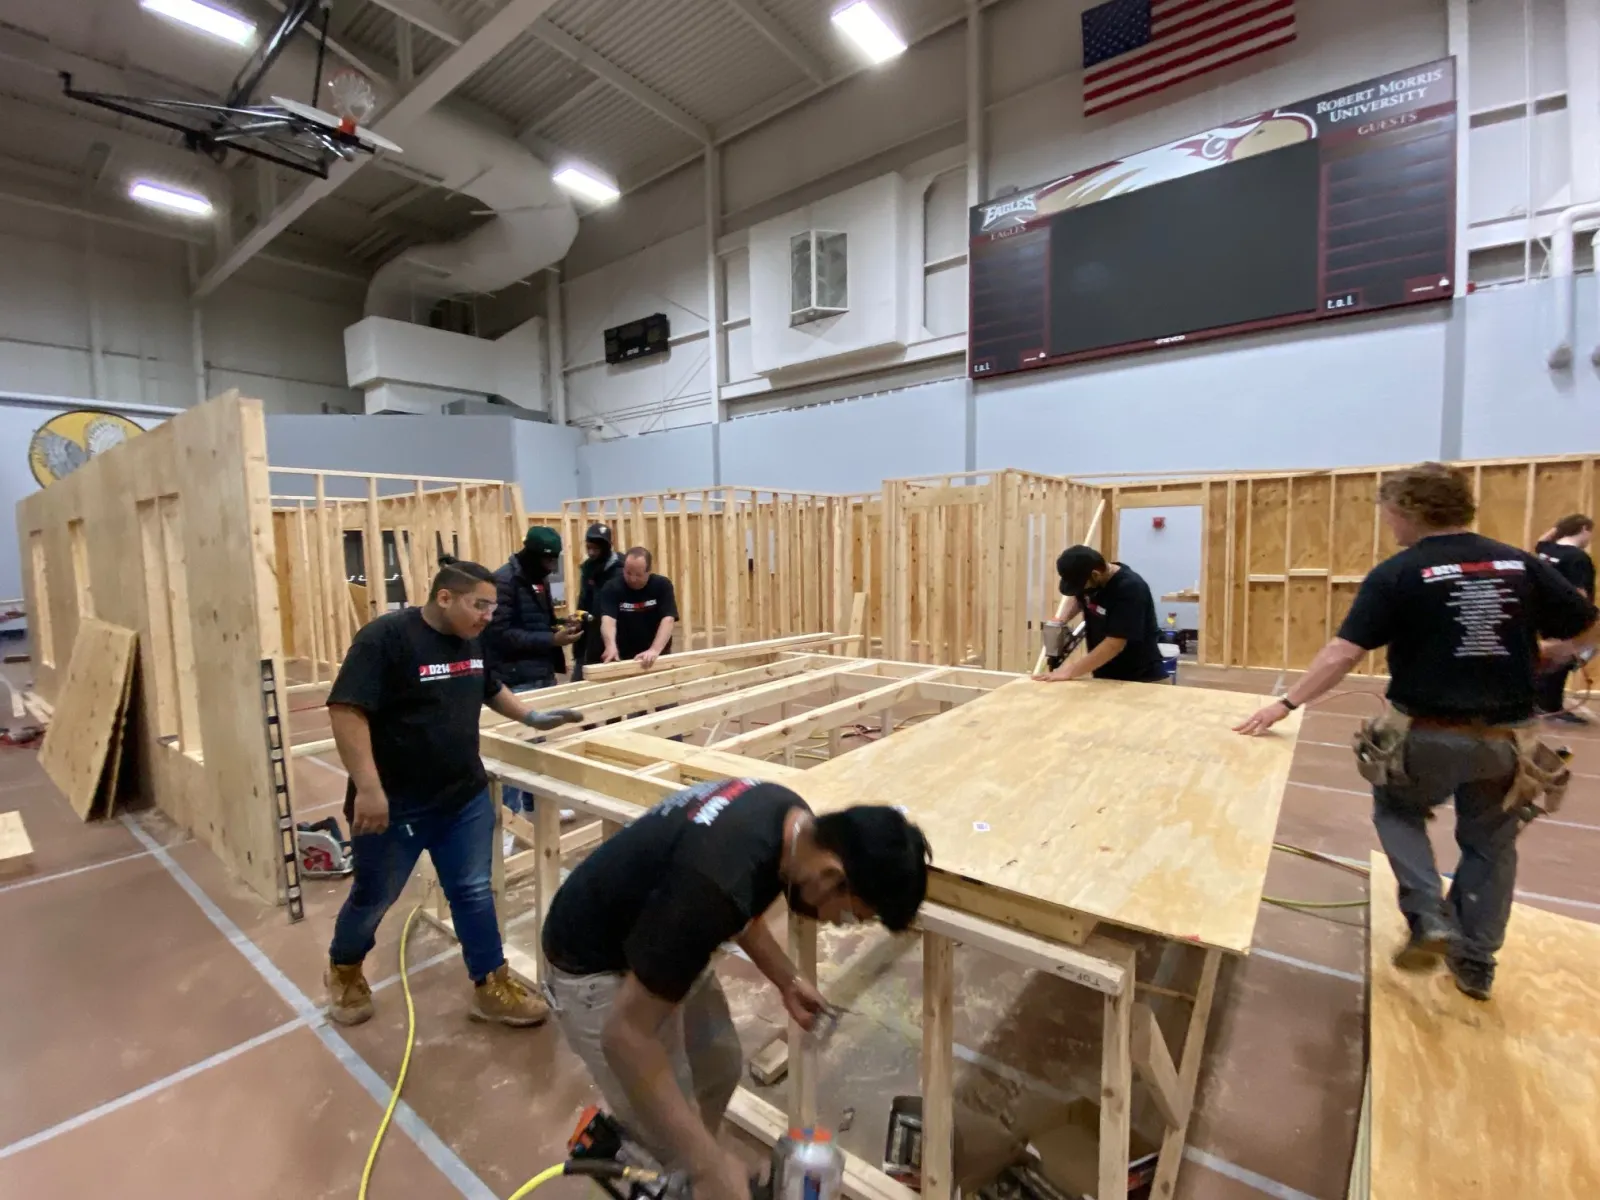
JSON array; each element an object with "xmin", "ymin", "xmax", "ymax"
[
  {"xmin": 1368, "ymin": 854, "xmax": 1600, "ymax": 1198},
  {"xmin": 799, "ymin": 678, "xmax": 1301, "ymax": 952},
  {"xmin": 38, "ymin": 617, "xmax": 137, "ymax": 820}
]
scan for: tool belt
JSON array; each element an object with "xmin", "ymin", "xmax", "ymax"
[{"xmin": 1352, "ymin": 709, "xmax": 1570, "ymax": 818}]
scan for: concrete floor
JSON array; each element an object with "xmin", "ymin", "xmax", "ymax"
[{"xmin": 1, "ymin": 666, "xmax": 1597, "ymax": 1199}]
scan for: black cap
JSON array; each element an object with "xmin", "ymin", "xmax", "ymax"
[{"xmin": 585, "ymin": 522, "xmax": 613, "ymax": 546}]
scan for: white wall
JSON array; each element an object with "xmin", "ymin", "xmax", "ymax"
[
  {"xmin": 0, "ymin": 201, "xmax": 363, "ymax": 415},
  {"xmin": 548, "ymin": 0, "xmax": 1592, "ymax": 469}
]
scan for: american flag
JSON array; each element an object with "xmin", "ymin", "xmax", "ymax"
[{"xmin": 1081, "ymin": 0, "xmax": 1297, "ymax": 118}]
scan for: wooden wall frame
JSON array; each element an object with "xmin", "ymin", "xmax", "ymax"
[{"xmin": 17, "ymin": 392, "xmax": 292, "ymax": 905}]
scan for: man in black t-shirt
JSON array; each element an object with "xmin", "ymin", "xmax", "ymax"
[
  {"xmin": 1533, "ymin": 513, "xmax": 1595, "ymax": 721},
  {"xmin": 571, "ymin": 522, "xmax": 623, "ymax": 682},
  {"xmin": 324, "ymin": 559, "xmax": 582, "ymax": 1029},
  {"xmin": 1034, "ymin": 546, "xmax": 1167, "ymax": 684},
  {"xmin": 1237, "ymin": 465, "xmax": 1598, "ymax": 1000},
  {"xmin": 598, "ymin": 547, "xmax": 678, "ymax": 668},
  {"xmin": 541, "ymin": 780, "xmax": 929, "ymax": 1200}
]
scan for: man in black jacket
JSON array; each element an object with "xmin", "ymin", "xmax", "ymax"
[
  {"xmin": 489, "ymin": 526, "xmax": 579, "ymax": 690},
  {"xmin": 572, "ymin": 522, "xmax": 623, "ymax": 682}
]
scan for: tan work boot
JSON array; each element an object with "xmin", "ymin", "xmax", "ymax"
[
  {"xmin": 470, "ymin": 964, "xmax": 549, "ymax": 1027},
  {"xmin": 326, "ymin": 960, "xmax": 374, "ymax": 1026}
]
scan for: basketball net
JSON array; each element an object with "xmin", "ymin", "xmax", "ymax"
[{"xmin": 327, "ymin": 69, "xmax": 376, "ymax": 133}]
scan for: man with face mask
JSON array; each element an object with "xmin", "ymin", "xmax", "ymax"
[
  {"xmin": 571, "ymin": 522, "xmax": 623, "ymax": 682},
  {"xmin": 489, "ymin": 525, "xmax": 580, "ymax": 690},
  {"xmin": 1034, "ymin": 545, "xmax": 1166, "ymax": 684},
  {"xmin": 541, "ymin": 779, "xmax": 929, "ymax": 1200}
]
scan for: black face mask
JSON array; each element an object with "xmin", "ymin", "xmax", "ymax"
[{"xmin": 1058, "ymin": 577, "xmax": 1072, "ymax": 597}]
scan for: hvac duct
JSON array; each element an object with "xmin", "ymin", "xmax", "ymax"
[
  {"xmin": 256, "ymin": 41, "xmax": 578, "ymax": 321},
  {"xmin": 1546, "ymin": 203, "xmax": 1600, "ymax": 370}
]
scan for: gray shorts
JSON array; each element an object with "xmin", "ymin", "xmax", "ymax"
[{"xmin": 542, "ymin": 965, "xmax": 744, "ymax": 1169}]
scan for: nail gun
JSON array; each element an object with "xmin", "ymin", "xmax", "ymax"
[
  {"xmin": 567, "ymin": 1106, "xmax": 845, "ymax": 1200},
  {"xmin": 1040, "ymin": 617, "xmax": 1087, "ymax": 672}
]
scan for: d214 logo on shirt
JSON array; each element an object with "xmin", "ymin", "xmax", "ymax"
[{"xmin": 419, "ymin": 657, "xmax": 483, "ymax": 681}]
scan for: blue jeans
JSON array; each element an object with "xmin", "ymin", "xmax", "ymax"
[{"xmin": 329, "ymin": 788, "xmax": 504, "ymax": 981}]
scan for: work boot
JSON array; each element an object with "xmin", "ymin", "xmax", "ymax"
[
  {"xmin": 326, "ymin": 960, "xmax": 374, "ymax": 1026},
  {"xmin": 1447, "ymin": 955, "xmax": 1494, "ymax": 1001},
  {"xmin": 470, "ymin": 964, "xmax": 549, "ymax": 1027},
  {"xmin": 1392, "ymin": 910, "xmax": 1457, "ymax": 971}
]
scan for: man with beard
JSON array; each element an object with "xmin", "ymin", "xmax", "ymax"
[{"xmin": 541, "ymin": 779, "xmax": 929, "ymax": 1200}]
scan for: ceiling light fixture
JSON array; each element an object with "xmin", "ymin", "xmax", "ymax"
[
  {"xmin": 129, "ymin": 180, "xmax": 214, "ymax": 218},
  {"xmin": 139, "ymin": 0, "xmax": 256, "ymax": 47},
  {"xmin": 553, "ymin": 166, "xmax": 621, "ymax": 205},
  {"xmin": 831, "ymin": 2, "xmax": 906, "ymax": 64}
]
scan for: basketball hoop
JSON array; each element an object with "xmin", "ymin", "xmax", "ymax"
[{"xmin": 327, "ymin": 69, "xmax": 376, "ymax": 133}]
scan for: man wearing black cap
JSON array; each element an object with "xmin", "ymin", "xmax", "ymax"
[
  {"xmin": 489, "ymin": 525, "xmax": 580, "ymax": 690},
  {"xmin": 571, "ymin": 522, "xmax": 624, "ymax": 682},
  {"xmin": 1035, "ymin": 545, "xmax": 1166, "ymax": 684}
]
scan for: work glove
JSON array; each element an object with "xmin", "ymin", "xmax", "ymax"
[{"xmin": 522, "ymin": 708, "xmax": 585, "ymax": 731}]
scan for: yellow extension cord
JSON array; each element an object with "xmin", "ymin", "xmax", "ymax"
[{"xmin": 358, "ymin": 904, "xmax": 564, "ymax": 1200}]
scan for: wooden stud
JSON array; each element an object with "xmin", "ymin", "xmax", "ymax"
[
  {"xmin": 788, "ymin": 912, "xmax": 819, "ymax": 1127},
  {"xmin": 364, "ymin": 476, "xmax": 384, "ymax": 621},
  {"xmin": 1098, "ymin": 944, "xmax": 1136, "ymax": 1200},
  {"xmin": 921, "ymin": 932, "xmax": 955, "ymax": 1200}
]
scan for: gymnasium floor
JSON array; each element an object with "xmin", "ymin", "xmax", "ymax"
[{"xmin": 1, "ymin": 665, "xmax": 1596, "ymax": 1200}]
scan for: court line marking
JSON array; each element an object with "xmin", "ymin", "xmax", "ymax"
[{"xmin": 120, "ymin": 817, "xmax": 495, "ymax": 1199}]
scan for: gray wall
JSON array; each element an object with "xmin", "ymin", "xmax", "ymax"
[
  {"xmin": 976, "ymin": 304, "xmax": 1450, "ymax": 474},
  {"xmin": 1461, "ymin": 278, "xmax": 1600, "ymax": 457},
  {"xmin": 1116, "ymin": 505, "xmax": 1203, "ymax": 633},
  {"xmin": 721, "ymin": 380, "xmax": 969, "ymax": 492},
  {"xmin": 515, "ymin": 420, "xmax": 585, "ymax": 512},
  {"xmin": 266, "ymin": 414, "xmax": 520, "ymax": 498},
  {"xmin": 576, "ymin": 424, "xmax": 718, "ymax": 497}
]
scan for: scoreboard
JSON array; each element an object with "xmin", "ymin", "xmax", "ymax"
[{"xmin": 968, "ymin": 59, "xmax": 1457, "ymax": 378}]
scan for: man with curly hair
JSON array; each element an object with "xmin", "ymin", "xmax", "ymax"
[{"xmin": 1235, "ymin": 463, "xmax": 1598, "ymax": 1000}]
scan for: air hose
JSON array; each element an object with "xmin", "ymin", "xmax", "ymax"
[
  {"xmin": 358, "ymin": 906, "xmax": 664, "ymax": 1200},
  {"xmin": 1263, "ymin": 841, "xmax": 1371, "ymax": 911}
]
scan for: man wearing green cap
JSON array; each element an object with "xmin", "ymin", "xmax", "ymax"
[{"xmin": 489, "ymin": 525, "xmax": 580, "ymax": 691}]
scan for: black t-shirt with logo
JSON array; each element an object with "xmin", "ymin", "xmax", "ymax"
[
  {"xmin": 598, "ymin": 573, "xmax": 679, "ymax": 659},
  {"xmin": 1535, "ymin": 540, "xmax": 1596, "ymax": 598},
  {"xmin": 327, "ymin": 608, "xmax": 502, "ymax": 822},
  {"xmin": 1071, "ymin": 563, "xmax": 1167, "ymax": 682},
  {"xmin": 542, "ymin": 779, "xmax": 804, "ymax": 1002},
  {"xmin": 1337, "ymin": 532, "xmax": 1596, "ymax": 723}
]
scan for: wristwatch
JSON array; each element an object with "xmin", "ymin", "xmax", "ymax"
[{"xmin": 1278, "ymin": 695, "xmax": 1299, "ymax": 712}]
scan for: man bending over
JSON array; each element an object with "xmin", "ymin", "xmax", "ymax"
[{"xmin": 541, "ymin": 778, "xmax": 930, "ymax": 1200}]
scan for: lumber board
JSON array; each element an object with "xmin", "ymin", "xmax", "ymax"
[
  {"xmin": 576, "ymin": 729, "xmax": 805, "ymax": 785},
  {"xmin": 797, "ymin": 677, "xmax": 1300, "ymax": 952},
  {"xmin": 1368, "ymin": 854, "xmax": 1600, "ymax": 1198},
  {"xmin": 579, "ymin": 633, "xmax": 850, "ymax": 681},
  {"xmin": 715, "ymin": 673, "xmax": 937, "ymax": 757},
  {"xmin": 38, "ymin": 617, "xmax": 137, "ymax": 820},
  {"xmin": 1131, "ymin": 1002, "xmax": 1186, "ymax": 1129},
  {"xmin": 922, "ymin": 932, "xmax": 956, "ymax": 1200},
  {"xmin": 0, "ymin": 810, "xmax": 31, "ymax": 862}
]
